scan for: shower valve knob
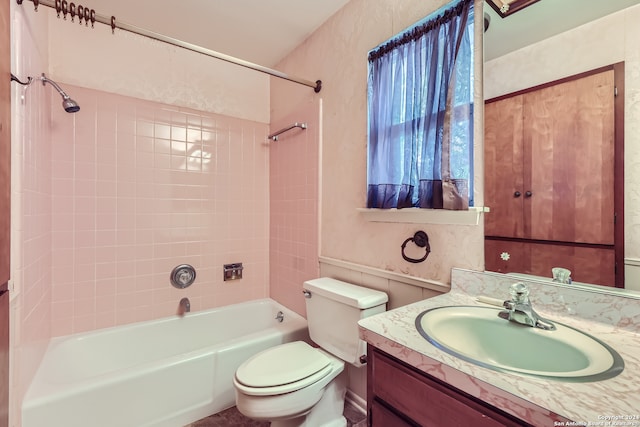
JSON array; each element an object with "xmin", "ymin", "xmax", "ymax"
[{"xmin": 170, "ymin": 264, "xmax": 196, "ymax": 289}]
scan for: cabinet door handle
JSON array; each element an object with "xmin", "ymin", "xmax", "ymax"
[
  {"xmin": 514, "ymin": 191, "xmax": 521, "ymax": 198},
  {"xmin": 525, "ymin": 191, "xmax": 533, "ymax": 198}
]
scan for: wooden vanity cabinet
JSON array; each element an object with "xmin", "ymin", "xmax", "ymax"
[{"xmin": 367, "ymin": 346, "xmax": 530, "ymax": 427}]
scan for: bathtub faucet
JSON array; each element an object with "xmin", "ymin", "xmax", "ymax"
[{"xmin": 179, "ymin": 297, "xmax": 191, "ymax": 315}]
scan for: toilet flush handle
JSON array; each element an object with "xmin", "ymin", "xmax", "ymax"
[{"xmin": 302, "ymin": 290, "xmax": 312, "ymax": 298}]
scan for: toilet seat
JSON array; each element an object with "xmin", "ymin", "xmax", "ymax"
[{"xmin": 234, "ymin": 341, "xmax": 334, "ymax": 396}]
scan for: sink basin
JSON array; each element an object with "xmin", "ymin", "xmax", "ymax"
[{"xmin": 415, "ymin": 306, "xmax": 624, "ymax": 382}]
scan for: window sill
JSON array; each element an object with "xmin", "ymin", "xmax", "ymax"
[{"xmin": 357, "ymin": 207, "xmax": 488, "ymax": 225}]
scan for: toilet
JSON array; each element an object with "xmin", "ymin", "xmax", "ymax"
[{"xmin": 233, "ymin": 277, "xmax": 388, "ymax": 427}]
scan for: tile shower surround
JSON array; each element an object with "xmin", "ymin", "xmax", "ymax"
[
  {"xmin": 269, "ymin": 101, "xmax": 320, "ymax": 317},
  {"xmin": 49, "ymin": 85, "xmax": 271, "ymax": 336}
]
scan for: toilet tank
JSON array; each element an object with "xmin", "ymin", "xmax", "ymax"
[{"xmin": 303, "ymin": 278, "xmax": 388, "ymax": 367}]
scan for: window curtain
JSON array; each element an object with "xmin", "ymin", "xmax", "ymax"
[{"xmin": 367, "ymin": 0, "xmax": 474, "ymax": 210}]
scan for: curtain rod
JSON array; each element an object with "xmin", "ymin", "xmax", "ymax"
[{"xmin": 16, "ymin": 0, "xmax": 323, "ymax": 93}]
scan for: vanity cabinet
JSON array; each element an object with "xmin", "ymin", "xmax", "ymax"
[
  {"xmin": 484, "ymin": 66, "xmax": 620, "ymax": 287},
  {"xmin": 367, "ymin": 346, "xmax": 531, "ymax": 427}
]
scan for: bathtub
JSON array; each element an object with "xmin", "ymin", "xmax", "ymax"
[{"xmin": 22, "ymin": 298, "xmax": 309, "ymax": 427}]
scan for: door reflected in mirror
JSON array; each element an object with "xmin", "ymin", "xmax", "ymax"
[{"xmin": 483, "ymin": 0, "xmax": 640, "ymax": 289}]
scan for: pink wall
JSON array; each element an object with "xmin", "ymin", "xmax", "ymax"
[
  {"xmin": 49, "ymin": 85, "xmax": 270, "ymax": 336},
  {"xmin": 11, "ymin": 7, "xmax": 53, "ymax": 424},
  {"xmin": 269, "ymin": 101, "xmax": 320, "ymax": 316},
  {"xmin": 13, "ymin": 76, "xmax": 53, "ymax": 370}
]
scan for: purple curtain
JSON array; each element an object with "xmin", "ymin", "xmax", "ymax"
[{"xmin": 367, "ymin": 0, "xmax": 474, "ymax": 210}]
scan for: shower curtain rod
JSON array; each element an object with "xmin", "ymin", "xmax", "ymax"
[{"xmin": 16, "ymin": 0, "xmax": 323, "ymax": 93}]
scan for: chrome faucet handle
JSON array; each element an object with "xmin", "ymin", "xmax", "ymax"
[
  {"xmin": 502, "ymin": 299, "xmax": 514, "ymax": 310},
  {"xmin": 509, "ymin": 282, "xmax": 530, "ymax": 304},
  {"xmin": 500, "ymin": 282, "xmax": 557, "ymax": 331}
]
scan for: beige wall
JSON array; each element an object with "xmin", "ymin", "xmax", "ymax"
[
  {"xmin": 270, "ymin": 0, "xmax": 484, "ymax": 404},
  {"xmin": 485, "ymin": 4, "xmax": 640, "ymax": 290},
  {"xmin": 271, "ymin": 0, "xmax": 485, "ymax": 290}
]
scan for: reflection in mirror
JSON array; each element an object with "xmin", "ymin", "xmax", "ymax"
[
  {"xmin": 482, "ymin": 270, "xmax": 640, "ymax": 301},
  {"xmin": 482, "ymin": 0, "xmax": 640, "ymax": 291},
  {"xmin": 485, "ymin": 0, "xmax": 540, "ymax": 19}
]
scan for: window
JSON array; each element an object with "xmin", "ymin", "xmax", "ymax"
[{"xmin": 367, "ymin": 0, "xmax": 474, "ymax": 210}]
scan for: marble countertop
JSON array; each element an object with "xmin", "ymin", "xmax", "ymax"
[{"xmin": 358, "ymin": 270, "xmax": 640, "ymax": 426}]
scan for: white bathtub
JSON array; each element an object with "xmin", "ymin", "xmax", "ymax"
[{"xmin": 22, "ymin": 298, "xmax": 309, "ymax": 427}]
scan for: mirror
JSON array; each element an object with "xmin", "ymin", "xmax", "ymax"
[
  {"xmin": 482, "ymin": 0, "xmax": 640, "ymax": 290},
  {"xmin": 485, "ymin": 0, "xmax": 541, "ymax": 19}
]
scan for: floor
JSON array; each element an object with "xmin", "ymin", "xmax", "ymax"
[{"xmin": 185, "ymin": 401, "xmax": 367, "ymax": 427}]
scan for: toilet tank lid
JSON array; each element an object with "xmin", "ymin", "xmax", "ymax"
[{"xmin": 303, "ymin": 278, "xmax": 388, "ymax": 309}]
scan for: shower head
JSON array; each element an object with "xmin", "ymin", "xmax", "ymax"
[
  {"xmin": 40, "ymin": 73, "xmax": 80, "ymax": 113},
  {"xmin": 61, "ymin": 97, "xmax": 81, "ymax": 114}
]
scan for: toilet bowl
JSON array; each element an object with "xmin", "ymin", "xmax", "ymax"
[
  {"xmin": 233, "ymin": 278, "xmax": 388, "ymax": 427},
  {"xmin": 234, "ymin": 341, "xmax": 347, "ymax": 427}
]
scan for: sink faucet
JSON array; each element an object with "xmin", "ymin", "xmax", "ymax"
[
  {"xmin": 499, "ymin": 283, "xmax": 556, "ymax": 330},
  {"xmin": 179, "ymin": 297, "xmax": 191, "ymax": 315}
]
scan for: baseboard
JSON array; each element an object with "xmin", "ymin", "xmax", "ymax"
[
  {"xmin": 625, "ymin": 257, "xmax": 640, "ymax": 267},
  {"xmin": 624, "ymin": 259, "xmax": 640, "ymax": 292},
  {"xmin": 345, "ymin": 389, "xmax": 367, "ymax": 415}
]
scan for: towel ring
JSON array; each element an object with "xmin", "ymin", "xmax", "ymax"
[{"xmin": 401, "ymin": 231, "xmax": 431, "ymax": 263}]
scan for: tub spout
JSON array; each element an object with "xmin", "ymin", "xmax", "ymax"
[{"xmin": 179, "ymin": 297, "xmax": 191, "ymax": 315}]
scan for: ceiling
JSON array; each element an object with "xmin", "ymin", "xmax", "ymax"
[
  {"xmin": 77, "ymin": 0, "xmax": 351, "ymax": 67},
  {"xmin": 68, "ymin": 1, "xmax": 640, "ymax": 68},
  {"xmin": 484, "ymin": 0, "xmax": 640, "ymax": 60}
]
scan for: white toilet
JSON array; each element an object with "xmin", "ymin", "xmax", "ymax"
[{"xmin": 233, "ymin": 277, "xmax": 388, "ymax": 427}]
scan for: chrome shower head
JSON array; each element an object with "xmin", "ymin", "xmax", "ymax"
[
  {"xmin": 40, "ymin": 73, "xmax": 80, "ymax": 113},
  {"xmin": 61, "ymin": 97, "xmax": 81, "ymax": 113}
]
